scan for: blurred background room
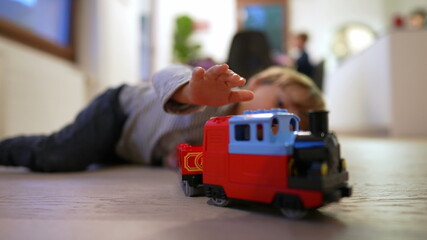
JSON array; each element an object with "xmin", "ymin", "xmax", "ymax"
[{"xmin": 0, "ymin": 0, "xmax": 426, "ymax": 138}]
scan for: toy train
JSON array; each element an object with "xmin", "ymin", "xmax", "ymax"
[{"xmin": 177, "ymin": 109, "xmax": 351, "ymax": 218}]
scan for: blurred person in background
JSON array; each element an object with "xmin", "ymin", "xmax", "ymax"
[
  {"xmin": 408, "ymin": 8, "xmax": 426, "ymax": 29},
  {"xmin": 275, "ymin": 32, "xmax": 314, "ymax": 78},
  {"xmin": 227, "ymin": 30, "xmax": 273, "ymax": 80}
]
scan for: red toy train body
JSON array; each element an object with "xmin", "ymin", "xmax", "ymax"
[{"xmin": 177, "ymin": 109, "xmax": 351, "ymax": 218}]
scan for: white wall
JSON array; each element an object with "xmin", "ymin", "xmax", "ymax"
[
  {"xmin": 0, "ymin": 0, "xmax": 143, "ymax": 137},
  {"xmin": 290, "ymin": 0, "xmax": 427, "ymax": 136},
  {"xmin": 289, "ymin": 0, "xmax": 427, "ymax": 65},
  {"xmin": 98, "ymin": 0, "xmax": 141, "ymax": 87},
  {"xmin": 0, "ymin": 37, "xmax": 86, "ymax": 137},
  {"xmin": 139, "ymin": 0, "xmax": 153, "ymax": 81},
  {"xmin": 325, "ymin": 30, "xmax": 427, "ymax": 137},
  {"xmin": 0, "ymin": 53, "xmax": 5, "ymax": 137},
  {"xmin": 390, "ymin": 31, "xmax": 427, "ymax": 136},
  {"xmin": 325, "ymin": 36, "xmax": 392, "ymax": 133},
  {"xmin": 153, "ymin": 0, "xmax": 237, "ymax": 71},
  {"xmin": 289, "ymin": 0, "xmax": 387, "ymax": 64},
  {"xmin": 77, "ymin": 0, "xmax": 141, "ymax": 96}
]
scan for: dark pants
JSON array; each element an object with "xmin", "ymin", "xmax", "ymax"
[{"xmin": 0, "ymin": 85, "xmax": 128, "ymax": 172}]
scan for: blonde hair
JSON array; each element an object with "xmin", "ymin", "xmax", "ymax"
[
  {"xmin": 247, "ymin": 66, "xmax": 325, "ymax": 130},
  {"xmin": 248, "ymin": 66, "xmax": 325, "ymax": 110}
]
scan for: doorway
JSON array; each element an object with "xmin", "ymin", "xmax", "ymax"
[{"xmin": 236, "ymin": 0, "xmax": 289, "ymax": 54}]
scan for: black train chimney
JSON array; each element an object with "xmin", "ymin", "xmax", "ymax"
[{"xmin": 309, "ymin": 110, "xmax": 329, "ymax": 137}]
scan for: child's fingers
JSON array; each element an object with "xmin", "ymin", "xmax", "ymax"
[
  {"xmin": 228, "ymin": 90, "xmax": 254, "ymax": 103},
  {"xmin": 191, "ymin": 67, "xmax": 205, "ymax": 82},
  {"xmin": 205, "ymin": 64, "xmax": 229, "ymax": 79},
  {"xmin": 217, "ymin": 73, "xmax": 246, "ymax": 88},
  {"xmin": 227, "ymin": 75, "xmax": 246, "ymax": 88}
]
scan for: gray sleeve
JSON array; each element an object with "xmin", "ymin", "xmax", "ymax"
[{"xmin": 152, "ymin": 64, "xmax": 206, "ymax": 114}]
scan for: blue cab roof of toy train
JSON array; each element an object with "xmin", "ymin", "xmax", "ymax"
[
  {"xmin": 228, "ymin": 109, "xmax": 300, "ymax": 156},
  {"xmin": 242, "ymin": 108, "xmax": 291, "ymax": 115}
]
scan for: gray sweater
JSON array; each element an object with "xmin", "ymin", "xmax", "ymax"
[{"xmin": 115, "ymin": 64, "xmax": 235, "ymax": 165}]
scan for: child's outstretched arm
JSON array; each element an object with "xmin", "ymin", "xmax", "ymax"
[{"xmin": 171, "ymin": 64, "xmax": 254, "ymax": 107}]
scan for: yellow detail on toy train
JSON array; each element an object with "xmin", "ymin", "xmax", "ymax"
[{"xmin": 184, "ymin": 152, "xmax": 203, "ymax": 172}]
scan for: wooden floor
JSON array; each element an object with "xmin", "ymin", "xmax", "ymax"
[{"xmin": 1, "ymin": 135, "xmax": 427, "ymax": 240}]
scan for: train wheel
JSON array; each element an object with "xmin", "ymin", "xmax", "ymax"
[
  {"xmin": 181, "ymin": 180, "xmax": 196, "ymax": 197},
  {"xmin": 209, "ymin": 198, "xmax": 230, "ymax": 207},
  {"xmin": 280, "ymin": 208, "xmax": 307, "ymax": 219}
]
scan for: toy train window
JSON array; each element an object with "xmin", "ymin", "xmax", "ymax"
[
  {"xmin": 271, "ymin": 117, "xmax": 279, "ymax": 135},
  {"xmin": 257, "ymin": 124, "xmax": 264, "ymax": 140},
  {"xmin": 290, "ymin": 118, "xmax": 297, "ymax": 131},
  {"xmin": 235, "ymin": 124, "xmax": 250, "ymax": 141}
]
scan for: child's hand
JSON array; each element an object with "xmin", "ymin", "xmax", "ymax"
[{"xmin": 172, "ymin": 64, "xmax": 254, "ymax": 107}]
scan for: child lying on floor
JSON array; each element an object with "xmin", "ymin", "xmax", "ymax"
[{"xmin": 0, "ymin": 64, "xmax": 324, "ymax": 172}]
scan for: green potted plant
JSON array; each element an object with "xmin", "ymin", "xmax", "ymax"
[{"xmin": 173, "ymin": 15, "xmax": 201, "ymax": 64}]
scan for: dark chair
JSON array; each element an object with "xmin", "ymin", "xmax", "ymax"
[
  {"xmin": 312, "ymin": 60, "xmax": 325, "ymax": 91},
  {"xmin": 227, "ymin": 30, "xmax": 273, "ymax": 80}
]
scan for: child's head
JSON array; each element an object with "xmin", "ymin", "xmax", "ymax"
[
  {"xmin": 293, "ymin": 33, "xmax": 309, "ymax": 49},
  {"xmin": 236, "ymin": 66, "xmax": 325, "ymax": 130},
  {"xmin": 409, "ymin": 9, "xmax": 426, "ymax": 29}
]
